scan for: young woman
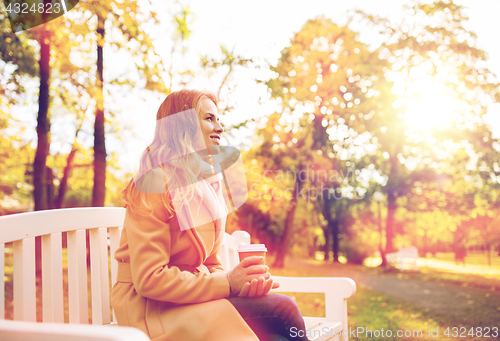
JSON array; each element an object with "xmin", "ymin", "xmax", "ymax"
[{"xmin": 111, "ymin": 90, "xmax": 308, "ymax": 341}]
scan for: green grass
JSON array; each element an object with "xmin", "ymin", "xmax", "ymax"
[
  {"xmin": 362, "ymin": 252, "xmax": 500, "ymax": 292},
  {"xmin": 365, "ymin": 252, "xmax": 500, "ymax": 269},
  {"xmin": 387, "ymin": 268, "xmax": 500, "ymax": 291},
  {"xmin": 270, "ymin": 256, "xmax": 499, "ymax": 341},
  {"xmin": 428, "ymin": 252, "xmax": 500, "ymax": 267}
]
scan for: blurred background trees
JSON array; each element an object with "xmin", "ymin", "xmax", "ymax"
[
  {"xmin": 237, "ymin": 1, "xmax": 500, "ymax": 267},
  {"xmin": 1, "ymin": 0, "xmax": 177, "ymax": 212}
]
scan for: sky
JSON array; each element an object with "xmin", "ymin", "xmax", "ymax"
[{"xmin": 114, "ymin": 0, "xmax": 500, "ymax": 173}]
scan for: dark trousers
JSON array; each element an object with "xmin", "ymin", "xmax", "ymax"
[{"xmin": 228, "ymin": 294, "xmax": 309, "ymax": 341}]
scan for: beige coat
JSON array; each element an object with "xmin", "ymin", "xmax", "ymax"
[{"xmin": 111, "ymin": 169, "xmax": 258, "ymax": 341}]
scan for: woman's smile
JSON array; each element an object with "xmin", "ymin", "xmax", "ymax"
[
  {"xmin": 199, "ymin": 98, "xmax": 224, "ymax": 148},
  {"xmin": 209, "ymin": 133, "xmax": 221, "ymax": 145}
]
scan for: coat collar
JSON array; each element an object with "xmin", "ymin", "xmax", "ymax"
[
  {"xmin": 136, "ymin": 151, "xmax": 229, "ymax": 266},
  {"xmin": 172, "ymin": 170, "xmax": 227, "ymax": 265}
]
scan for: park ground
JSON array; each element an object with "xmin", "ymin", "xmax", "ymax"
[{"xmin": 272, "ymin": 252, "xmax": 500, "ymax": 341}]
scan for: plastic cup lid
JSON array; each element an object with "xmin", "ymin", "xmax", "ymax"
[{"xmin": 238, "ymin": 244, "xmax": 267, "ymax": 252}]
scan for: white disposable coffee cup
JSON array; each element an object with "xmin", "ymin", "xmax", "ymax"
[{"xmin": 238, "ymin": 244, "xmax": 267, "ymax": 264}]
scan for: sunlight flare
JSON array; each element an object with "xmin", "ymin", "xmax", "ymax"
[{"xmin": 402, "ymin": 78, "xmax": 459, "ymax": 132}]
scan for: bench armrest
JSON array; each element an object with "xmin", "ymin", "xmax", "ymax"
[
  {"xmin": 0, "ymin": 320, "xmax": 151, "ymax": 341},
  {"xmin": 271, "ymin": 276, "xmax": 356, "ymax": 297},
  {"xmin": 271, "ymin": 276, "xmax": 356, "ymax": 334}
]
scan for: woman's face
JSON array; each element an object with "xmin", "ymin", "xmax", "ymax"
[{"xmin": 195, "ymin": 97, "xmax": 223, "ymax": 149}]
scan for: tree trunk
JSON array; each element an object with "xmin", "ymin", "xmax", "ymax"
[
  {"xmin": 33, "ymin": 28, "xmax": 51, "ymax": 211},
  {"xmin": 383, "ymin": 147, "xmax": 402, "ymax": 262},
  {"xmin": 453, "ymin": 224, "xmax": 467, "ymax": 266},
  {"xmin": 385, "ymin": 190, "xmax": 397, "ymax": 256},
  {"xmin": 322, "ymin": 225, "xmax": 330, "ymax": 261},
  {"xmin": 487, "ymin": 242, "xmax": 491, "ymax": 267},
  {"xmin": 379, "ymin": 200, "xmax": 387, "ymax": 266},
  {"xmin": 92, "ymin": 14, "xmax": 106, "ymax": 207},
  {"xmin": 332, "ymin": 219, "xmax": 339, "ymax": 263},
  {"xmin": 33, "ymin": 25, "xmax": 51, "ymax": 276},
  {"xmin": 56, "ymin": 148, "xmax": 77, "ymax": 208},
  {"xmin": 273, "ymin": 177, "xmax": 302, "ymax": 268},
  {"xmin": 46, "ymin": 166, "xmax": 55, "ymax": 209},
  {"xmin": 321, "ymin": 184, "xmax": 340, "ymax": 263}
]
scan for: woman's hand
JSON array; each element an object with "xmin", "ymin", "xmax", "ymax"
[
  {"xmin": 227, "ymin": 256, "xmax": 280, "ymax": 297},
  {"xmin": 227, "ymin": 256, "xmax": 269, "ymax": 296},
  {"xmin": 238, "ymin": 276, "xmax": 280, "ymax": 297}
]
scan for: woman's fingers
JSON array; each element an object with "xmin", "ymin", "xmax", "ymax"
[
  {"xmin": 247, "ymin": 278, "xmax": 259, "ymax": 297},
  {"xmin": 247, "ymin": 270, "xmax": 271, "ymax": 281},
  {"xmin": 238, "ymin": 256, "xmax": 268, "ymax": 276},
  {"xmin": 255, "ymin": 277, "xmax": 266, "ymax": 296},
  {"xmin": 239, "ymin": 256, "xmax": 265, "ymax": 267},
  {"xmin": 232, "ymin": 257, "xmax": 278, "ymax": 296},
  {"xmin": 262, "ymin": 277, "xmax": 273, "ymax": 295},
  {"xmin": 238, "ymin": 276, "xmax": 278, "ymax": 297},
  {"xmin": 228, "ymin": 257, "xmax": 269, "ymax": 295},
  {"xmin": 244, "ymin": 264, "xmax": 269, "ymax": 275},
  {"xmin": 238, "ymin": 282, "xmax": 250, "ymax": 297}
]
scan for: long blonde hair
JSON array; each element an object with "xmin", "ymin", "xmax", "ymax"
[{"xmin": 122, "ymin": 90, "xmax": 218, "ymax": 217}]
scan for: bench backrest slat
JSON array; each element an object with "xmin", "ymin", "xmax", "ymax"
[
  {"xmin": 41, "ymin": 233, "xmax": 64, "ymax": 323},
  {"xmin": 89, "ymin": 228, "xmax": 111, "ymax": 325},
  {"xmin": 67, "ymin": 229, "xmax": 89, "ymax": 324},
  {"xmin": 13, "ymin": 238, "xmax": 36, "ymax": 322},
  {"xmin": 109, "ymin": 227, "xmax": 122, "ymax": 323},
  {"xmin": 221, "ymin": 242, "xmax": 231, "ymax": 270},
  {"xmin": 221, "ymin": 233, "xmax": 239, "ymax": 270}
]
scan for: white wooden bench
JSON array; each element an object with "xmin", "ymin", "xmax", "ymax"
[
  {"xmin": 0, "ymin": 207, "xmax": 356, "ymax": 341},
  {"xmin": 386, "ymin": 246, "xmax": 419, "ymax": 271}
]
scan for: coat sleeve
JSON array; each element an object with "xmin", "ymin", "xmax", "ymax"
[{"xmin": 125, "ymin": 193, "xmax": 231, "ymax": 304}]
